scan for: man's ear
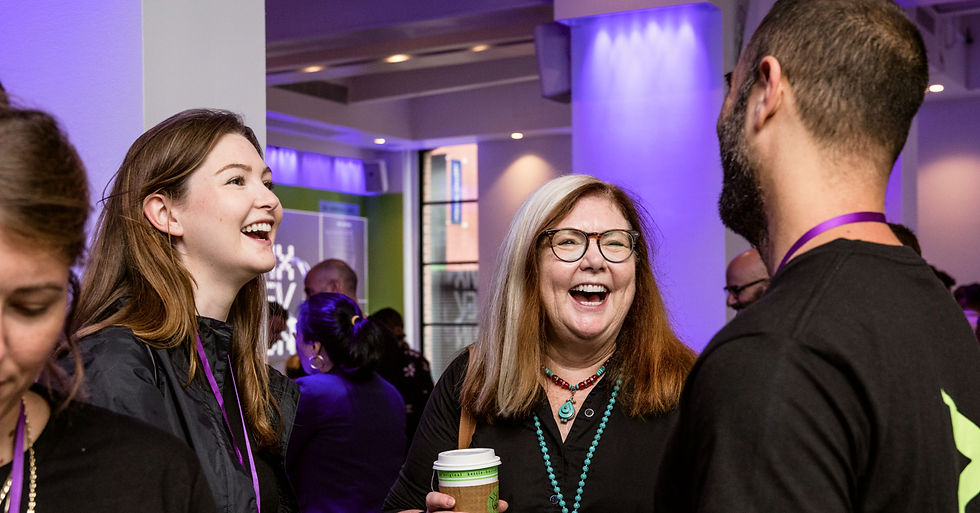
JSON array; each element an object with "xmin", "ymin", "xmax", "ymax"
[
  {"xmin": 751, "ymin": 56, "xmax": 784, "ymax": 131},
  {"xmin": 142, "ymin": 193, "xmax": 184, "ymax": 236}
]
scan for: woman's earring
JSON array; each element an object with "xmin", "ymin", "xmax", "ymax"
[{"xmin": 309, "ymin": 354, "xmax": 325, "ymax": 373}]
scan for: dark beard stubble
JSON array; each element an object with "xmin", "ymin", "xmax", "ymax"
[{"xmin": 717, "ymin": 82, "xmax": 769, "ymax": 250}]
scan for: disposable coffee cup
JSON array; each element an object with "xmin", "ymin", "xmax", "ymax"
[{"xmin": 433, "ymin": 448, "xmax": 501, "ymax": 513}]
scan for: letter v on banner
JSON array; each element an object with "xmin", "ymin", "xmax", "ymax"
[{"xmin": 941, "ymin": 389, "xmax": 980, "ymax": 513}]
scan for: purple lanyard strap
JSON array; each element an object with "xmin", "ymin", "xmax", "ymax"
[
  {"xmin": 8, "ymin": 402, "xmax": 26, "ymax": 512},
  {"xmin": 195, "ymin": 333, "xmax": 261, "ymax": 512},
  {"xmin": 777, "ymin": 211, "xmax": 886, "ymax": 273}
]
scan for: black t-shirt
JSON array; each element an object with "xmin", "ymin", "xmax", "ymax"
[
  {"xmin": 655, "ymin": 239, "xmax": 980, "ymax": 512},
  {"xmin": 0, "ymin": 394, "xmax": 216, "ymax": 512},
  {"xmin": 384, "ymin": 352, "xmax": 677, "ymax": 512}
]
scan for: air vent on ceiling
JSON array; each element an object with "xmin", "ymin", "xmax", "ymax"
[{"xmin": 275, "ymin": 81, "xmax": 349, "ymax": 104}]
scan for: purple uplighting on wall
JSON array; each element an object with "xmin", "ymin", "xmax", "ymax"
[
  {"xmin": 267, "ymin": 146, "xmax": 370, "ymax": 195},
  {"xmin": 570, "ymin": 3, "xmax": 724, "ymax": 351}
]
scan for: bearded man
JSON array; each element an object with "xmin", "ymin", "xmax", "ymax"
[{"xmin": 655, "ymin": 1, "xmax": 980, "ymax": 512}]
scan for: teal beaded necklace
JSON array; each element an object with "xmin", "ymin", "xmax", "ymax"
[
  {"xmin": 533, "ymin": 378, "xmax": 621, "ymax": 513},
  {"xmin": 542, "ymin": 359, "xmax": 609, "ymax": 423}
]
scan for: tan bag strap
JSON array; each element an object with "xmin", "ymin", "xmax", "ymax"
[
  {"xmin": 458, "ymin": 408, "xmax": 476, "ymax": 449},
  {"xmin": 458, "ymin": 346, "xmax": 477, "ymax": 449}
]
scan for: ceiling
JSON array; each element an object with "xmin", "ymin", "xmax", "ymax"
[{"xmin": 265, "ymin": 0, "xmax": 980, "ymax": 151}]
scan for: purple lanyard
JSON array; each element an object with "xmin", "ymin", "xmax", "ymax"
[
  {"xmin": 195, "ymin": 333, "xmax": 261, "ymax": 512},
  {"xmin": 777, "ymin": 211, "xmax": 886, "ymax": 273},
  {"xmin": 8, "ymin": 402, "xmax": 26, "ymax": 512}
]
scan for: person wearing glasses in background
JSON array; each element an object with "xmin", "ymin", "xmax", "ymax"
[
  {"xmin": 724, "ymin": 248, "xmax": 769, "ymax": 313},
  {"xmin": 384, "ymin": 174, "xmax": 695, "ymax": 513}
]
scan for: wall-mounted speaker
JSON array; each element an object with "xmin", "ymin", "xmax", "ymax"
[
  {"xmin": 534, "ymin": 22, "xmax": 572, "ymax": 103},
  {"xmin": 364, "ymin": 160, "xmax": 388, "ymax": 193}
]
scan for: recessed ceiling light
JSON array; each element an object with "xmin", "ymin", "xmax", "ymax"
[
  {"xmin": 510, "ymin": 132, "xmax": 524, "ymax": 140},
  {"xmin": 301, "ymin": 65, "xmax": 324, "ymax": 73},
  {"xmin": 373, "ymin": 138, "xmax": 387, "ymax": 145},
  {"xmin": 471, "ymin": 44, "xmax": 490, "ymax": 52},
  {"xmin": 385, "ymin": 54, "xmax": 411, "ymax": 63},
  {"xmin": 928, "ymin": 84, "xmax": 944, "ymax": 93}
]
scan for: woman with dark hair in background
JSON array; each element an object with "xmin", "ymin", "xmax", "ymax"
[
  {"xmin": 288, "ymin": 292, "xmax": 406, "ymax": 513},
  {"xmin": 67, "ymin": 109, "xmax": 298, "ymax": 512},
  {"xmin": 0, "ymin": 86, "xmax": 215, "ymax": 511},
  {"xmin": 370, "ymin": 307, "xmax": 433, "ymax": 445}
]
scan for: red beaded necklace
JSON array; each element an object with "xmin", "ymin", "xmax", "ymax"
[{"xmin": 541, "ymin": 358, "xmax": 610, "ymax": 423}]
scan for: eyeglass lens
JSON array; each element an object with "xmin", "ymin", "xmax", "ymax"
[
  {"xmin": 724, "ymin": 278, "xmax": 767, "ymax": 295},
  {"xmin": 550, "ymin": 229, "xmax": 635, "ymax": 263}
]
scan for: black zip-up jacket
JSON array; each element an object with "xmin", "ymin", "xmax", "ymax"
[{"xmin": 68, "ymin": 317, "xmax": 299, "ymax": 513}]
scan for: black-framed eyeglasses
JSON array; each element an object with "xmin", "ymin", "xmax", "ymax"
[
  {"xmin": 541, "ymin": 228, "xmax": 640, "ymax": 263},
  {"xmin": 723, "ymin": 278, "xmax": 769, "ymax": 296}
]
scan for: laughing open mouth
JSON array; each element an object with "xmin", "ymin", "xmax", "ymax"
[
  {"xmin": 242, "ymin": 222, "xmax": 272, "ymax": 241},
  {"xmin": 569, "ymin": 283, "xmax": 608, "ymax": 306}
]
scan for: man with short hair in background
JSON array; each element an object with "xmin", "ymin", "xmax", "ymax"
[
  {"xmin": 656, "ymin": 1, "xmax": 980, "ymax": 512},
  {"xmin": 724, "ymin": 248, "xmax": 769, "ymax": 314},
  {"xmin": 304, "ymin": 258, "xmax": 358, "ymax": 299}
]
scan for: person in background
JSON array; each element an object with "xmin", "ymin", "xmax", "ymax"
[
  {"xmin": 953, "ymin": 283, "xmax": 980, "ymax": 334},
  {"xmin": 723, "ymin": 248, "xmax": 769, "ymax": 313},
  {"xmin": 385, "ymin": 174, "xmax": 695, "ymax": 513},
  {"xmin": 932, "ymin": 266, "xmax": 956, "ymax": 292},
  {"xmin": 284, "ymin": 354, "xmax": 308, "ymax": 380},
  {"xmin": 0, "ymin": 85, "xmax": 216, "ymax": 512},
  {"xmin": 268, "ymin": 301, "xmax": 289, "ymax": 349},
  {"xmin": 887, "ymin": 222, "xmax": 922, "ymax": 255},
  {"xmin": 655, "ymin": 1, "xmax": 980, "ymax": 511},
  {"xmin": 369, "ymin": 307, "xmax": 434, "ymax": 445},
  {"xmin": 304, "ymin": 258, "xmax": 357, "ymax": 300},
  {"xmin": 68, "ymin": 109, "xmax": 299, "ymax": 513},
  {"xmin": 287, "ymin": 292, "xmax": 406, "ymax": 513}
]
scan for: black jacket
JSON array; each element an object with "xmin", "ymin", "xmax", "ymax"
[{"xmin": 69, "ymin": 317, "xmax": 299, "ymax": 513}]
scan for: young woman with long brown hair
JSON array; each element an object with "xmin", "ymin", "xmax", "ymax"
[
  {"xmin": 0, "ymin": 86, "xmax": 215, "ymax": 512},
  {"xmin": 69, "ymin": 109, "xmax": 298, "ymax": 513}
]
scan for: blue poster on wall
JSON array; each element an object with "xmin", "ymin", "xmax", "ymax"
[
  {"xmin": 264, "ymin": 209, "xmax": 368, "ymax": 372},
  {"xmin": 450, "ymin": 159, "xmax": 462, "ymax": 224}
]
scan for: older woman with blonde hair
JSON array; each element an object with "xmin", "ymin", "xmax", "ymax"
[{"xmin": 385, "ymin": 174, "xmax": 695, "ymax": 513}]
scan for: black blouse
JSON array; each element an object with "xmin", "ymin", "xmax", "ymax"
[
  {"xmin": 383, "ymin": 352, "xmax": 678, "ymax": 512},
  {"xmin": 0, "ymin": 389, "xmax": 216, "ymax": 512}
]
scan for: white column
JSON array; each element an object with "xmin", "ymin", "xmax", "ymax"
[{"xmin": 0, "ymin": 0, "xmax": 266, "ymax": 226}]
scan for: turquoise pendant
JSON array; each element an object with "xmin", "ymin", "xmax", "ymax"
[{"xmin": 558, "ymin": 398, "xmax": 575, "ymax": 423}]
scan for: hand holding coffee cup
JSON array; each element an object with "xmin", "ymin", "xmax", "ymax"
[
  {"xmin": 423, "ymin": 492, "xmax": 509, "ymax": 513},
  {"xmin": 431, "ymin": 449, "xmax": 502, "ymax": 512}
]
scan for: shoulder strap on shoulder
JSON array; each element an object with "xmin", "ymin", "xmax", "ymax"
[
  {"xmin": 458, "ymin": 408, "xmax": 476, "ymax": 449},
  {"xmin": 458, "ymin": 346, "xmax": 476, "ymax": 449}
]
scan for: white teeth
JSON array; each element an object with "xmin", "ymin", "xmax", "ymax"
[
  {"xmin": 580, "ymin": 301, "xmax": 603, "ymax": 306},
  {"xmin": 242, "ymin": 222, "xmax": 272, "ymax": 233},
  {"xmin": 571, "ymin": 284, "xmax": 608, "ymax": 293}
]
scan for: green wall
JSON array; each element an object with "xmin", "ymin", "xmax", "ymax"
[{"xmin": 273, "ymin": 184, "xmax": 404, "ymax": 315}]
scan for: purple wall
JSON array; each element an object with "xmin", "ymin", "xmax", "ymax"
[
  {"xmin": 571, "ymin": 3, "xmax": 725, "ymax": 351},
  {"xmin": 0, "ymin": 1, "xmax": 144, "ymax": 225},
  {"xmin": 916, "ymin": 97, "xmax": 980, "ymax": 284}
]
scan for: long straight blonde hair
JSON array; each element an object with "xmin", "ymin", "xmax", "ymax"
[
  {"xmin": 73, "ymin": 109, "xmax": 281, "ymax": 448},
  {"xmin": 461, "ymin": 174, "xmax": 696, "ymax": 420}
]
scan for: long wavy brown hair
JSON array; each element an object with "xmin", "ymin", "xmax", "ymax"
[
  {"xmin": 461, "ymin": 174, "xmax": 696, "ymax": 420},
  {"xmin": 73, "ymin": 109, "xmax": 281, "ymax": 448}
]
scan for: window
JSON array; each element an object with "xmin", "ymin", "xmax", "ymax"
[{"xmin": 420, "ymin": 144, "xmax": 478, "ymax": 378}]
